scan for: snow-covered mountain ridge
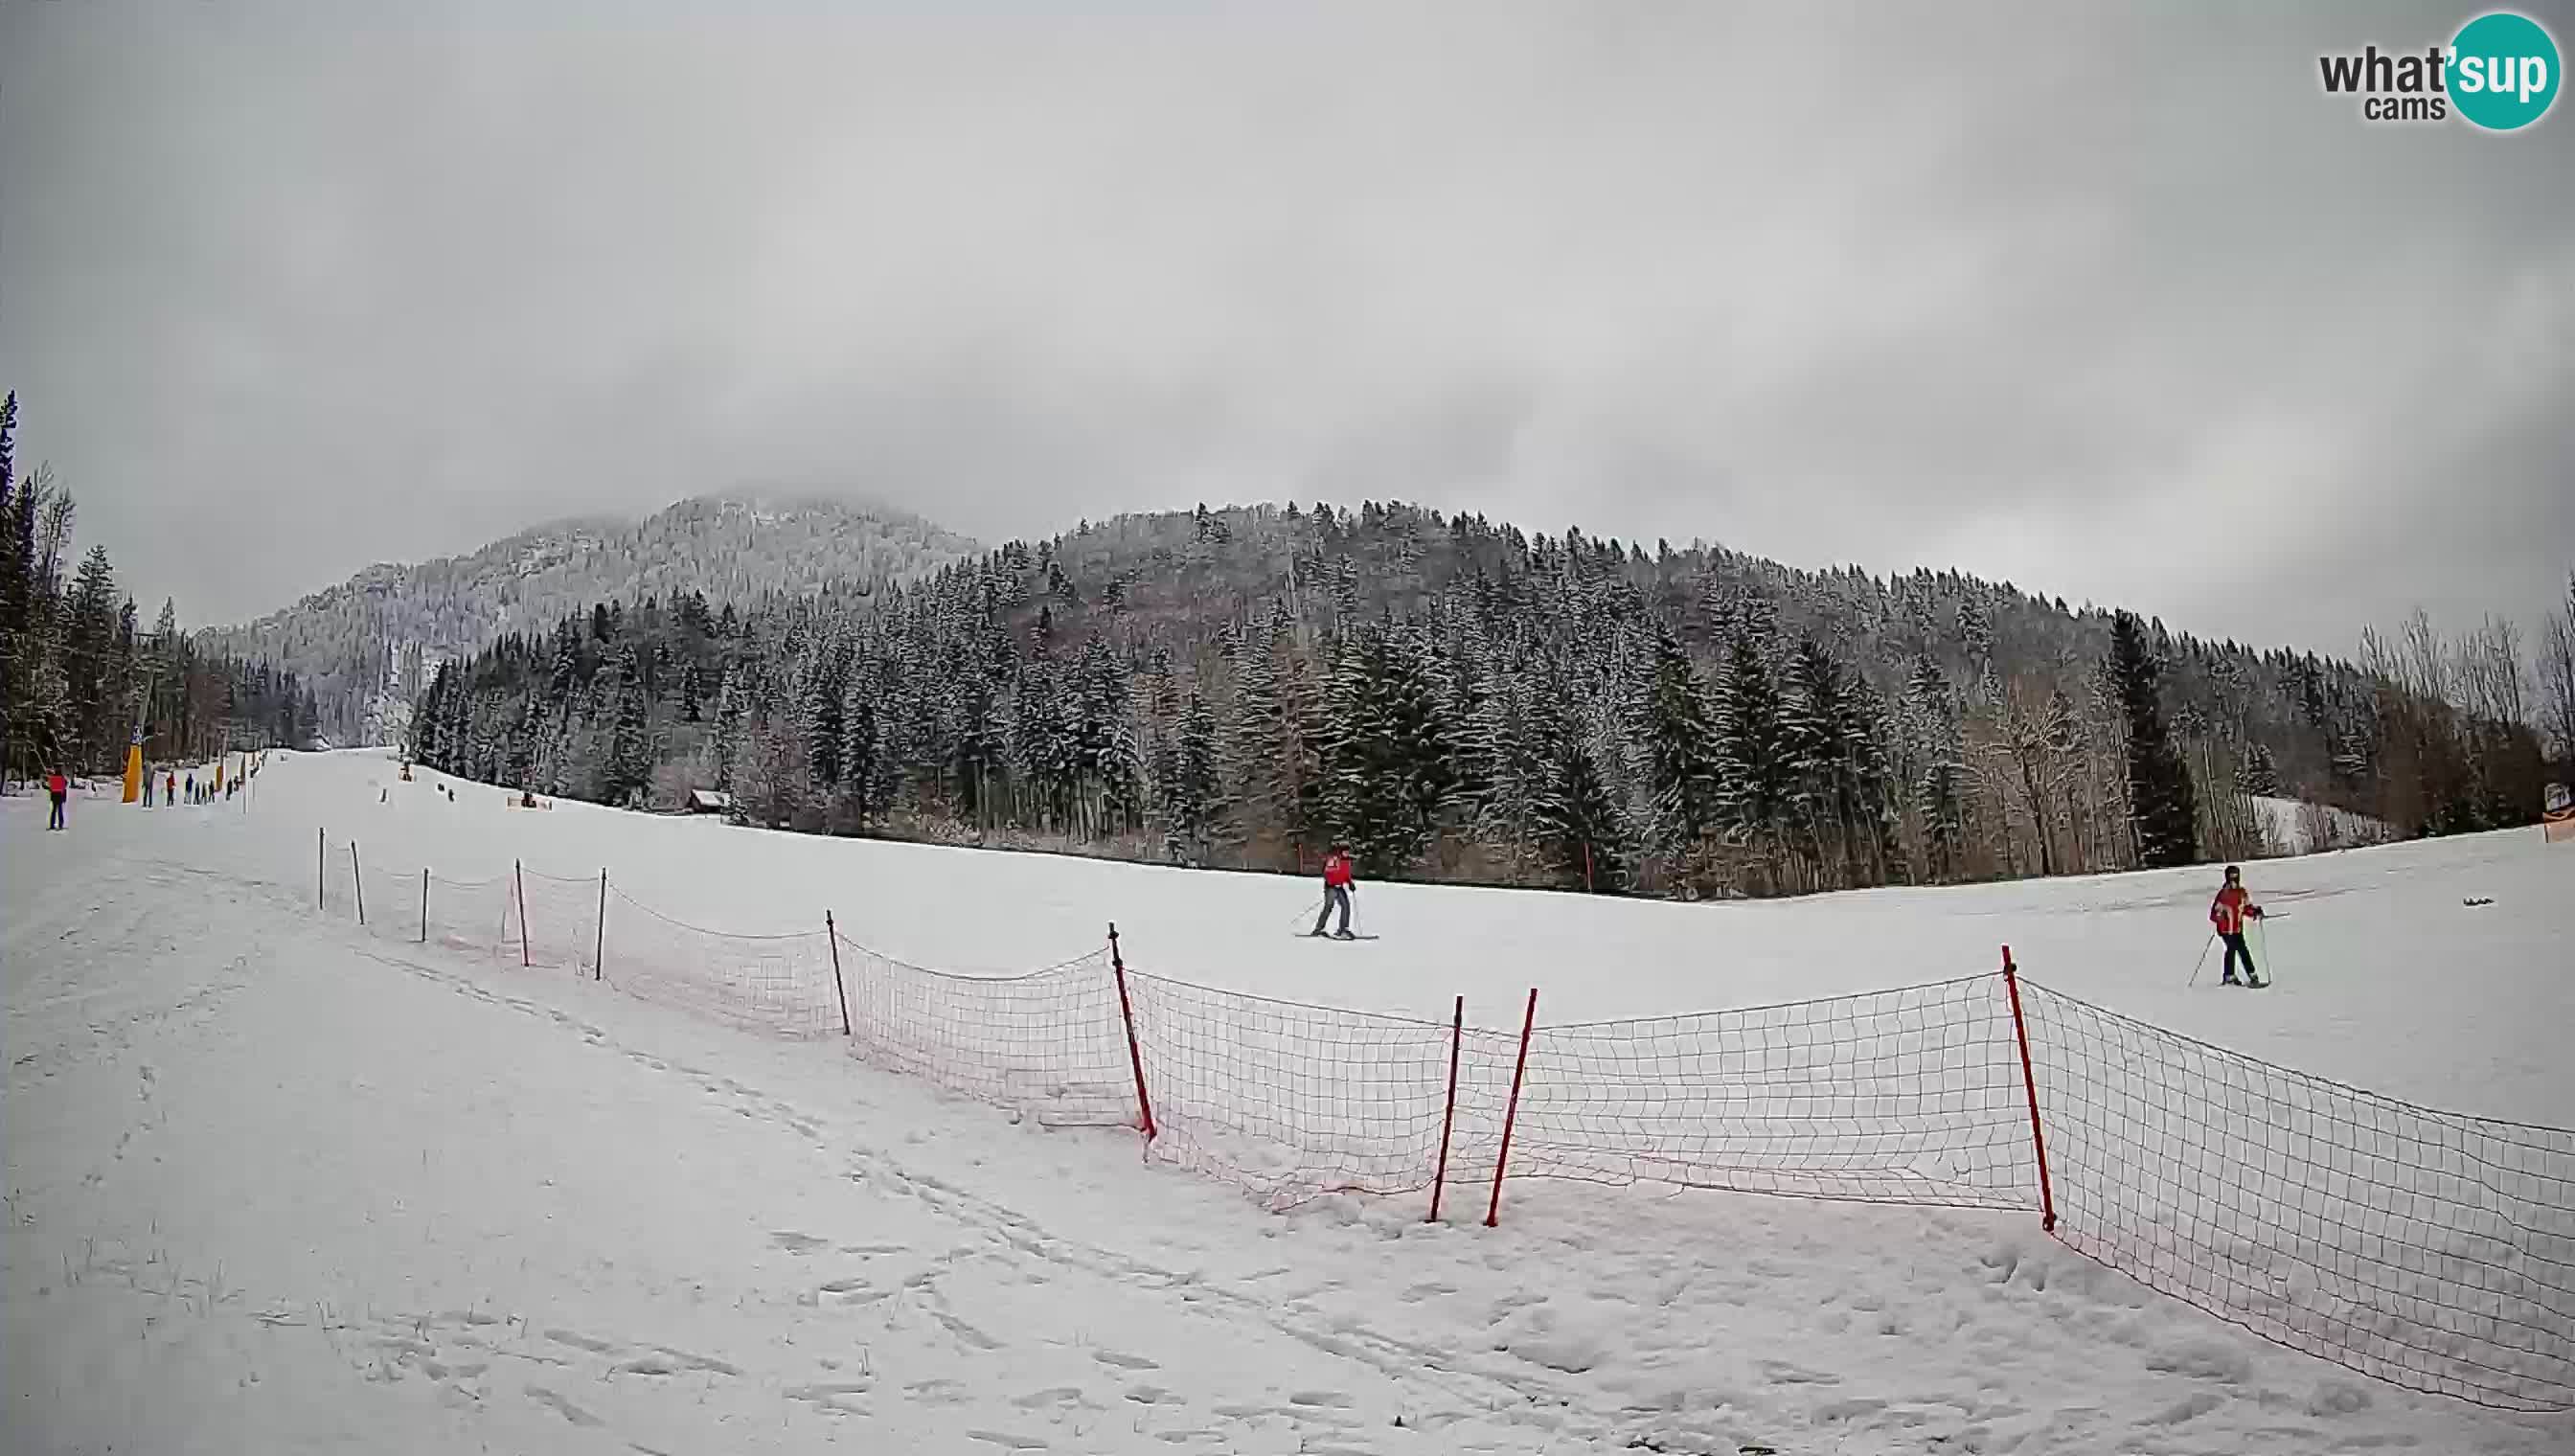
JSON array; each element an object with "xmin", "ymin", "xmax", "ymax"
[{"xmin": 201, "ymin": 494, "xmax": 979, "ymax": 743}]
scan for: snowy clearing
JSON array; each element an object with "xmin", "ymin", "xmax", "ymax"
[
  {"xmin": 2252, "ymin": 795, "xmax": 2394, "ymax": 857},
  {"xmin": 6, "ymin": 749, "xmax": 2572, "ymax": 1454}
]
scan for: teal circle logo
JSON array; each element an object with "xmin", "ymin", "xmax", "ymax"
[{"xmin": 2450, "ymin": 11, "xmax": 2560, "ymax": 130}]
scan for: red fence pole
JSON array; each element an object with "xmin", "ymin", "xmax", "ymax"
[
  {"xmin": 2001, "ymin": 945, "xmax": 2058, "ymax": 1234},
  {"xmin": 594, "ymin": 870, "xmax": 607, "ymax": 981},
  {"xmin": 1106, "ymin": 923, "xmax": 1157, "ymax": 1142},
  {"xmin": 1485, "ymin": 987, "xmax": 1538, "ymax": 1228},
  {"xmin": 420, "ymin": 867, "xmax": 429, "ymax": 944},
  {"xmin": 1428, "ymin": 993, "xmax": 1463, "ymax": 1223},
  {"xmin": 352, "ymin": 842, "xmax": 366, "ymax": 926},
  {"xmin": 514, "ymin": 859, "xmax": 531, "ymax": 968},
  {"xmin": 825, "ymin": 911, "xmax": 853, "ymax": 1037}
]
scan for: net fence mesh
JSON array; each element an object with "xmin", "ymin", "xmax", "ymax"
[
  {"xmin": 1509, "ymin": 975, "xmax": 2036, "ymax": 1208},
  {"xmin": 2018, "ymin": 979, "xmax": 2574, "ymax": 1411},
  {"xmin": 293, "ymin": 831, "xmax": 2575, "ymax": 1411},
  {"xmin": 832, "ymin": 934, "xmax": 1135, "ymax": 1127},
  {"xmin": 1121, "ymin": 969, "xmax": 1483, "ymax": 1208}
]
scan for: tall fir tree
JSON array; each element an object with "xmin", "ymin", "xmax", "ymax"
[
  {"xmin": 2109, "ymin": 611, "xmax": 2199, "ymax": 868},
  {"xmin": 1633, "ymin": 626, "xmax": 1720, "ymax": 871}
]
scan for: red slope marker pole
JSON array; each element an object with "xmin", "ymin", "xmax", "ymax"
[
  {"xmin": 1485, "ymin": 987, "xmax": 1538, "ymax": 1228},
  {"xmin": 2002, "ymin": 945, "xmax": 2057, "ymax": 1233},
  {"xmin": 1428, "ymin": 994, "xmax": 1463, "ymax": 1223},
  {"xmin": 1107, "ymin": 923, "xmax": 1157, "ymax": 1142}
]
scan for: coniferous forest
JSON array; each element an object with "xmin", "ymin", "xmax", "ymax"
[
  {"xmin": 0, "ymin": 395, "xmax": 320, "ymax": 785},
  {"xmin": 406, "ymin": 498, "xmax": 2574, "ymax": 899}
]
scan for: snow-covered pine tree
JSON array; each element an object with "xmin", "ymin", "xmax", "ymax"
[
  {"xmin": 711, "ymin": 664, "xmax": 745, "ymax": 797},
  {"xmin": 1165, "ymin": 691, "xmax": 1220, "ymax": 862},
  {"xmin": 608, "ymin": 647, "xmax": 654, "ymax": 806},
  {"xmin": 1524, "ymin": 672, "xmax": 1623, "ymax": 892},
  {"xmin": 802, "ymin": 622, "xmax": 848, "ymax": 793},
  {"xmin": 2109, "ymin": 610, "xmax": 2199, "ymax": 868},
  {"xmin": 1319, "ymin": 622, "xmax": 1414, "ymax": 876},
  {"xmin": 410, "ymin": 662, "xmax": 451, "ymax": 766},
  {"xmin": 840, "ymin": 654, "xmax": 884, "ymax": 826},
  {"xmin": 64, "ymin": 545, "xmax": 119, "ymax": 764},
  {"xmin": 1714, "ymin": 602, "xmax": 1791, "ymax": 891},
  {"xmin": 1632, "ymin": 626, "xmax": 1720, "ymax": 881},
  {"xmin": 2240, "ymin": 739, "xmax": 2280, "ymax": 799}
]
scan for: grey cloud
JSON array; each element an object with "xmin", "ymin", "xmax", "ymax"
[{"xmin": 1, "ymin": 0, "xmax": 2566, "ymax": 654}]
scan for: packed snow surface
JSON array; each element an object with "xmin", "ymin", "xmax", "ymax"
[{"xmin": 6, "ymin": 749, "xmax": 2570, "ymax": 1453}]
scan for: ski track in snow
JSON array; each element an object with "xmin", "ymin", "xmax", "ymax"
[{"xmin": 5, "ymin": 755, "xmax": 2572, "ymax": 1454}]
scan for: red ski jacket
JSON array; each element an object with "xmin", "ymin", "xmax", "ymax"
[
  {"xmin": 1322, "ymin": 853, "xmax": 1355, "ymax": 889},
  {"xmin": 2210, "ymin": 884, "xmax": 2260, "ymax": 936},
  {"xmin": 46, "ymin": 773, "xmax": 67, "ymax": 797}
]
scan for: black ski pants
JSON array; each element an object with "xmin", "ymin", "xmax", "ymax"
[{"xmin": 2220, "ymin": 931, "xmax": 2257, "ymax": 983}]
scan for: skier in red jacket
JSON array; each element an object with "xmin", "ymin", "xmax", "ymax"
[
  {"xmin": 2209, "ymin": 864, "xmax": 2266, "ymax": 988},
  {"xmin": 1310, "ymin": 844, "xmax": 1356, "ymax": 940},
  {"xmin": 45, "ymin": 768, "xmax": 69, "ymax": 830}
]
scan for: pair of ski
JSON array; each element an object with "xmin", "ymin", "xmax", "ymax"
[{"xmin": 1298, "ymin": 929, "xmax": 1380, "ymax": 942}]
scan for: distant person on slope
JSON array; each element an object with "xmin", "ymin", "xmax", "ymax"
[
  {"xmin": 2210, "ymin": 865, "xmax": 2266, "ymax": 988},
  {"xmin": 164, "ymin": 770, "xmax": 175, "ymax": 806},
  {"xmin": 46, "ymin": 768, "xmax": 69, "ymax": 830},
  {"xmin": 1310, "ymin": 844, "xmax": 1356, "ymax": 940}
]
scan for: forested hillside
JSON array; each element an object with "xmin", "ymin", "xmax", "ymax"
[
  {"xmin": 0, "ymin": 395, "xmax": 318, "ymax": 784},
  {"xmin": 409, "ymin": 499, "xmax": 2570, "ymax": 898},
  {"xmin": 202, "ymin": 495, "xmax": 979, "ymax": 745}
]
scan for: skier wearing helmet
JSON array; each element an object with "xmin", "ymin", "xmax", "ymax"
[{"xmin": 2209, "ymin": 864, "xmax": 2267, "ymax": 988}]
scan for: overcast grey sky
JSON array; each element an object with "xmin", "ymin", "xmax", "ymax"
[{"xmin": 2, "ymin": 1, "xmax": 2567, "ymax": 652}]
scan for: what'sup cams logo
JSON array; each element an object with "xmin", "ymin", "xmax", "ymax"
[{"xmin": 2318, "ymin": 10, "xmax": 2560, "ymax": 128}]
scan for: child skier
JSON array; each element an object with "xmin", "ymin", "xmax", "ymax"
[
  {"xmin": 46, "ymin": 768, "xmax": 68, "ymax": 830},
  {"xmin": 2209, "ymin": 864, "xmax": 2266, "ymax": 988},
  {"xmin": 1310, "ymin": 843, "xmax": 1357, "ymax": 940}
]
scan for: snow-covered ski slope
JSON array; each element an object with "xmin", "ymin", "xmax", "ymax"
[
  {"xmin": 236, "ymin": 750, "xmax": 2566, "ymax": 1119},
  {"xmin": 6, "ymin": 749, "xmax": 2571, "ymax": 1455}
]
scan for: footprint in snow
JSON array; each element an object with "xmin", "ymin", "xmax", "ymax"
[
  {"xmin": 1012, "ymin": 1386, "xmax": 1093, "ymax": 1410},
  {"xmin": 523, "ymin": 1385, "xmax": 603, "ymax": 1426},
  {"xmin": 932, "ymin": 1310, "xmax": 1001, "ymax": 1351},
  {"xmin": 646, "ymin": 1346, "xmax": 740, "ymax": 1376},
  {"xmin": 1288, "ymin": 1391, "xmax": 1355, "ymax": 1408}
]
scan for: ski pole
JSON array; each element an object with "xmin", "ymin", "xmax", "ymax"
[{"xmin": 2186, "ymin": 931, "xmax": 2215, "ymax": 988}]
